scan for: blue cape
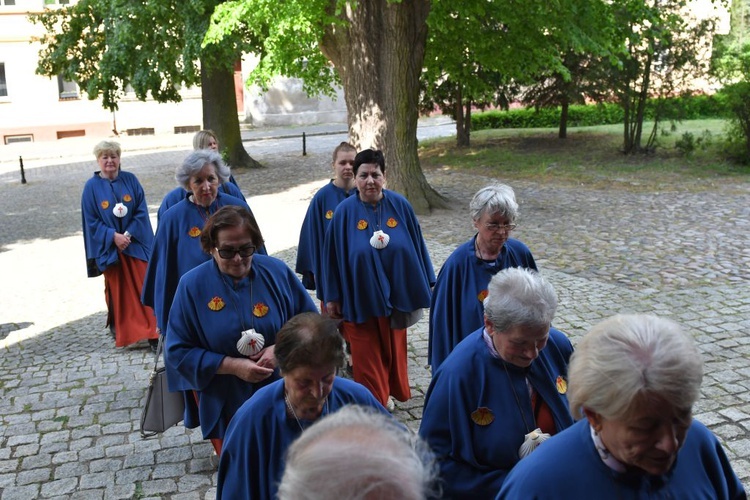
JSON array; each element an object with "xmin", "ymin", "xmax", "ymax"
[
  {"xmin": 295, "ymin": 180, "xmax": 352, "ymax": 299},
  {"xmin": 419, "ymin": 327, "xmax": 574, "ymax": 498},
  {"xmin": 322, "ymin": 189, "xmax": 435, "ymax": 323},
  {"xmin": 498, "ymin": 419, "xmax": 745, "ymax": 499},
  {"xmin": 165, "ymin": 256, "xmax": 316, "ymax": 439},
  {"xmin": 81, "ymin": 170, "xmax": 154, "ymax": 274},
  {"xmin": 216, "ymin": 377, "xmax": 388, "ymax": 500},
  {"xmin": 428, "ymin": 235, "xmax": 537, "ymax": 372}
]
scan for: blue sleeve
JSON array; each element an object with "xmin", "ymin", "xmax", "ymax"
[{"xmin": 81, "ymin": 178, "xmax": 117, "ymax": 274}]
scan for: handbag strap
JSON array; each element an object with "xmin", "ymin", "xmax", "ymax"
[{"xmin": 151, "ymin": 335, "xmax": 164, "ymax": 372}]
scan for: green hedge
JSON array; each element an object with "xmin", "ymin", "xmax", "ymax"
[{"xmin": 471, "ymin": 94, "xmax": 731, "ymax": 131}]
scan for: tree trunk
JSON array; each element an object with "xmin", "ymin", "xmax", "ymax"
[
  {"xmin": 200, "ymin": 60, "xmax": 262, "ymax": 169},
  {"xmin": 321, "ymin": 0, "xmax": 447, "ymax": 214},
  {"xmin": 559, "ymin": 98, "xmax": 569, "ymax": 139}
]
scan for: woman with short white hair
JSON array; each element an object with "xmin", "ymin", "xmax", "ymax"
[
  {"xmin": 498, "ymin": 314, "xmax": 745, "ymax": 499},
  {"xmin": 278, "ymin": 405, "xmax": 439, "ymax": 500},
  {"xmin": 428, "ymin": 183, "xmax": 538, "ymax": 373},
  {"xmin": 420, "ymin": 267, "xmax": 574, "ymax": 498}
]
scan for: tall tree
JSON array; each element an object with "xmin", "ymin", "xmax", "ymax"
[
  {"xmin": 519, "ymin": 0, "xmax": 616, "ymax": 139},
  {"xmin": 208, "ymin": 0, "xmax": 447, "ymax": 212},
  {"xmin": 422, "ymin": 0, "xmax": 613, "ymax": 146},
  {"xmin": 606, "ymin": 0, "xmax": 716, "ymax": 154},
  {"xmin": 32, "ymin": 0, "xmax": 261, "ymax": 168}
]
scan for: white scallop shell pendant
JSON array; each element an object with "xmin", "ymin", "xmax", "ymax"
[
  {"xmin": 236, "ymin": 328, "xmax": 265, "ymax": 357},
  {"xmin": 370, "ymin": 230, "xmax": 390, "ymax": 249},
  {"xmin": 518, "ymin": 428, "xmax": 550, "ymax": 458},
  {"xmin": 112, "ymin": 202, "xmax": 128, "ymax": 218}
]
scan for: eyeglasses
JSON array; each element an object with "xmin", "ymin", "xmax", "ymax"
[
  {"xmin": 216, "ymin": 245, "xmax": 256, "ymax": 259},
  {"xmin": 483, "ymin": 223, "xmax": 517, "ymax": 232}
]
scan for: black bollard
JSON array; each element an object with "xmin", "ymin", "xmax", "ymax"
[
  {"xmin": 302, "ymin": 132, "xmax": 307, "ymax": 156},
  {"xmin": 19, "ymin": 156, "xmax": 27, "ymax": 184}
]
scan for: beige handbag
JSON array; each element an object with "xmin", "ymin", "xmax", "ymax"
[{"xmin": 140, "ymin": 336, "xmax": 185, "ymax": 438}]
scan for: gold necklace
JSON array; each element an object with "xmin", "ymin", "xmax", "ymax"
[{"xmin": 284, "ymin": 391, "xmax": 328, "ymax": 431}]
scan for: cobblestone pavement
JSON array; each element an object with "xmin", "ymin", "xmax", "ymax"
[{"xmin": 1, "ymin": 125, "xmax": 749, "ymax": 499}]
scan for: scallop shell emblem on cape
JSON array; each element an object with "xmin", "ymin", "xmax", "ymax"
[
  {"xmin": 188, "ymin": 227, "xmax": 202, "ymax": 238},
  {"xmin": 357, "ymin": 219, "xmax": 368, "ymax": 230},
  {"xmin": 556, "ymin": 375, "xmax": 568, "ymax": 394},
  {"xmin": 519, "ymin": 428, "xmax": 550, "ymax": 458},
  {"xmin": 207, "ymin": 296, "xmax": 225, "ymax": 311},
  {"xmin": 477, "ymin": 290, "xmax": 489, "ymax": 302},
  {"xmin": 325, "ymin": 210, "xmax": 334, "ymax": 220},
  {"xmin": 113, "ymin": 202, "xmax": 128, "ymax": 218},
  {"xmin": 386, "ymin": 217, "xmax": 398, "ymax": 228},
  {"xmin": 100, "ymin": 200, "xmax": 110, "ymax": 210},
  {"xmin": 123, "ymin": 194, "xmax": 132, "ymax": 202},
  {"xmin": 370, "ymin": 230, "xmax": 390, "ymax": 249},
  {"xmin": 236, "ymin": 328, "xmax": 265, "ymax": 356},
  {"xmin": 471, "ymin": 407, "xmax": 494, "ymax": 426},
  {"xmin": 253, "ymin": 302, "xmax": 269, "ymax": 317}
]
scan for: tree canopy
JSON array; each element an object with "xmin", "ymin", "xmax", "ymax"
[{"xmin": 32, "ymin": 0, "xmax": 260, "ymax": 168}]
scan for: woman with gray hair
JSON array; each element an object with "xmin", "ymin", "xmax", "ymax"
[
  {"xmin": 428, "ymin": 183, "xmax": 538, "ymax": 373},
  {"xmin": 143, "ymin": 149, "xmax": 263, "ymax": 337},
  {"xmin": 216, "ymin": 312, "xmax": 388, "ymax": 500},
  {"xmin": 278, "ymin": 405, "xmax": 439, "ymax": 500},
  {"xmin": 420, "ymin": 267, "xmax": 574, "ymax": 498},
  {"xmin": 157, "ymin": 130, "xmax": 245, "ymax": 220},
  {"xmin": 498, "ymin": 314, "xmax": 745, "ymax": 499}
]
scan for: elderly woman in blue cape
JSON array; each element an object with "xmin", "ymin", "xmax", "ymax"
[
  {"xmin": 157, "ymin": 130, "xmax": 245, "ymax": 221},
  {"xmin": 217, "ymin": 312, "xmax": 388, "ymax": 500},
  {"xmin": 81, "ymin": 140, "xmax": 158, "ymax": 348},
  {"xmin": 165, "ymin": 206, "xmax": 315, "ymax": 454},
  {"xmin": 428, "ymin": 183, "xmax": 537, "ymax": 373},
  {"xmin": 142, "ymin": 149, "xmax": 265, "ymax": 336},
  {"xmin": 498, "ymin": 314, "xmax": 745, "ymax": 499},
  {"xmin": 419, "ymin": 267, "xmax": 574, "ymax": 498}
]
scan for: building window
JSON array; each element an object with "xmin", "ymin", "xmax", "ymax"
[
  {"xmin": 57, "ymin": 75, "xmax": 79, "ymax": 100},
  {"xmin": 43, "ymin": 0, "xmax": 70, "ymax": 5},
  {"xmin": 0, "ymin": 63, "xmax": 7, "ymax": 97},
  {"xmin": 4, "ymin": 135, "xmax": 33, "ymax": 145},
  {"xmin": 1, "ymin": 1, "xmax": 17, "ymax": 6}
]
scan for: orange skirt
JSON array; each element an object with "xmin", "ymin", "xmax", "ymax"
[
  {"xmin": 341, "ymin": 316, "xmax": 411, "ymax": 406},
  {"xmin": 103, "ymin": 253, "xmax": 157, "ymax": 347}
]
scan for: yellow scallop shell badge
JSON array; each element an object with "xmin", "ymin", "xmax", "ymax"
[
  {"xmin": 188, "ymin": 227, "xmax": 202, "ymax": 238},
  {"xmin": 253, "ymin": 302, "xmax": 269, "ymax": 317},
  {"xmin": 386, "ymin": 217, "xmax": 398, "ymax": 228},
  {"xmin": 357, "ymin": 220, "xmax": 368, "ymax": 230},
  {"xmin": 471, "ymin": 407, "xmax": 495, "ymax": 426},
  {"xmin": 123, "ymin": 194, "xmax": 132, "ymax": 202},
  {"xmin": 100, "ymin": 200, "xmax": 110, "ymax": 209},
  {"xmin": 325, "ymin": 210, "xmax": 334, "ymax": 220},
  {"xmin": 556, "ymin": 375, "xmax": 568, "ymax": 394},
  {"xmin": 477, "ymin": 290, "xmax": 488, "ymax": 302},
  {"xmin": 208, "ymin": 296, "xmax": 225, "ymax": 311}
]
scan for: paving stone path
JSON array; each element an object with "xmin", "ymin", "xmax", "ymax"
[{"xmin": 1, "ymin": 127, "xmax": 749, "ymax": 499}]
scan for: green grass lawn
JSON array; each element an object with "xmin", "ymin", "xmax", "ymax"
[{"xmin": 419, "ymin": 119, "xmax": 750, "ymax": 192}]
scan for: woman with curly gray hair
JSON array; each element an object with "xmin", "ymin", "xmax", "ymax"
[
  {"xmin": 143, "ymin": 149, "xmax": 261, "ymax": 337},
  {"xmin": 157, "ymin": 130, "xmax": 245, "ymax": 220},
  {"xmin": 499, "ymin": 314, "xmax": 745, "ymax": 499}
]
